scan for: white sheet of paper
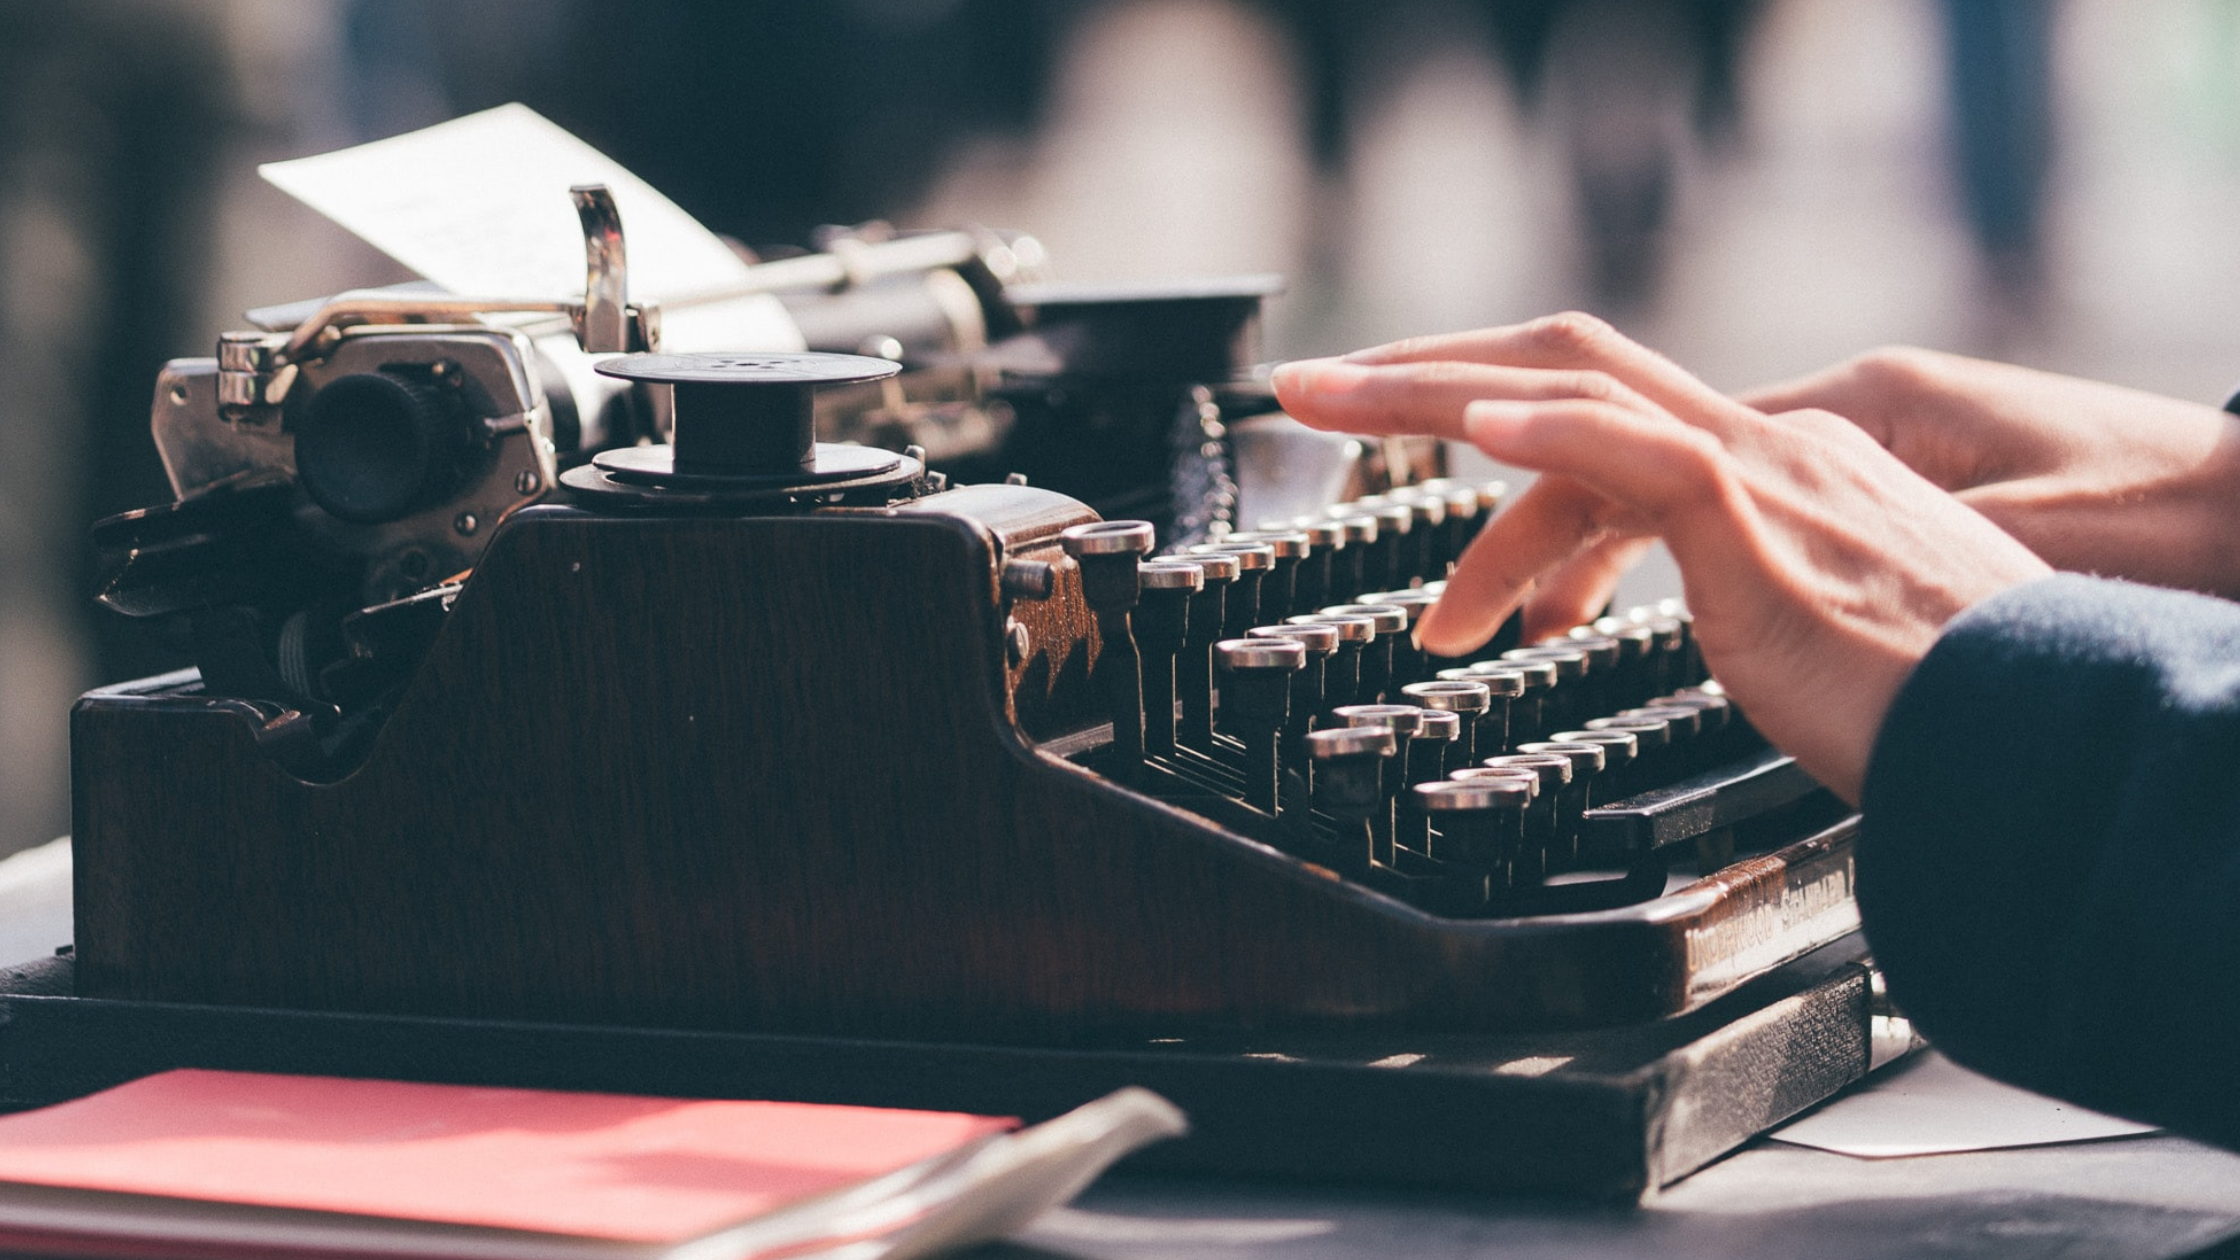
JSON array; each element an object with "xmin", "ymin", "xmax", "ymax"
[
  {"xmin": 1771, "ymin": 1050, "xmax": 2158, "ymax": 1158},
  {"xmin": 258, "ymin": 104, "xmax": 800, "ymax": 351}
]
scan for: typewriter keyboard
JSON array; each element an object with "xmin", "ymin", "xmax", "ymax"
[{"xmin": 1056, "ymin": 480, "xmax": 1842, "ymax": 918}]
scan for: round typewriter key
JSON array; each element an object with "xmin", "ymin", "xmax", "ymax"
[
  {"xmin": 1396, "ymin": 705, "xmax": 1457, "ymax": 857},
  {"xmin": 1623, "ymin": 703, "xmax": 1711, "ymax": 773},
  {"xmin": 1553, "ymin": 727, "xmax": 1640, "ymax": 799},
  {"xmin": 1387, "ymin": 486, "xmax": 1448, "ymax": 581},
  {"xmin": 1402, "ymin": 679, "xmax": 1492, "ymax": 768},
  {"xmin": 1483, "ymin": 751, "xmax": 1571, "ymax": 789},
  {"xmin": 1621, "ymin": 704, "xmax": 1702, "ymax": 742},
  {"xmin": 1415, "ymin": 778, "xmax": 1533, "ymax": 909},
  {"xmin": 1416, "ymin": 708, "xmax": 1461, "ymax": 740},
  {"xmin": 1250, "ymin": 623, "xmax": 1337, "ymax": 651},
  {"xmin": 1180, "ymin": 551, "xmax": 1240, "ymax": 582},
  {"xmin": 1062, "ymin": 520, "xmax": 1156, "ymax": 611},
  {"xmin": 1308, "ymin": 725, "xmax": 1397, "ymax": 874},
  {"xmin": 1644, "ymin": 613, "xmax": 1692, "ymax": 692},
  {"xmin": 1310, "ymin": 723, "xmax": 1399, "ymax": 758},
  {"xmin": 1473, "ymin": 479, "xmax": 1507, "ymax": 532},
  {"xmin": 1656, "ymin": 688, "xmax": 1732, "ymax": 734},
  {"xmin": 1222, "ymin": 530, "xmax": 1310, "ymax": 621},
  {"xmin": 1062, "ymin": 520, "xmax": 1157, "ymax": 773},
  {"xmin": 1322, "ymin": 600, "xmax": 1409, "ymax": 637},
  {"xmin": 1416, "ymin": 774, "xmax": 1530, "ymax": 814},
  {"xmin": 1358, "ymin": 499, "xmax": 1414, "ymax": 590},
  {"xmin": 1507, "ymin": 644, "xmax": 1589, "ymax": 732},
  {"xmin": 1505, "ymin": 645, "xmax": 1587, "ymax": 676},
  {"xmin": 1139, "ymin": 559, "xmax": 1206, "ymax": 590},
  {"xmin": 1217, "ymin": 637, "xmax": 1307, "ymax": 814},
  {"xmin": 1281, "ymin": 518, "xmax": 1344, "ymax": 612},
  {"xmin": 1587, "ymin": 714, "xmax": 1675, "ymax": 784},
  {"xmin": 1173, "ymin": 552, "xmax": 1239, "ymax": 752},
  {"xmin": 1519, "ymin": 739, "xmax": 1609, "ymax": 863},
  {"xmin": 1323, "ymin": 513, "xmax": 1379, "ymax": 602},
  {"xmin": 1482, "ymin": 752, "xmax": 1572, "ymax": 881},
  {"xmin": 1290, "ymin": 612, "xmax": 1374, "ymax": 712},
  {"xmin": 1194, "ymin": 541, "xmax": 1275, "ymax": 637},
  {"xmin": 1484, "ymin": 657, "xmax": 1555, "ymax": 745},
  {"xmin": 1451, "ymin": 765, "xmax": 1539, "ymax": 795},
  {"xmin": 1322, "ymin": 603, "xmax": 1408, "ymax": 703},
  {"xmin": 1135, "ymin": 560, "xmax": 1204, "ymax": 757},
  {"xmin": 1217, "ymin": 638, "xmax": 1306, "ymax": 689},
  {"xmin": 1223, "ymin": 531, "xmax": 1310, "ymax": 557},
  {"xmin": 1062, "ymin": 519, "xmax": 1157, "ymax": 557},
  {"xmin": 1586, "ymin": 714, "xmax": 1671, "ymax": 751},
  {"xmin": 1335, "ymin": 704, "xmax": 1424, "ymax": 862},
  {"xmin": 1442, "ymin": 663, "xmax": 1524, "ymax": 755},
  {"xmin": 1250, "ymin": 622, "xmax": 1337, "ymax": 753},
  {"xmin": 1364, "ymin": 589, "xmax": 1437, "ymax": 685},
  {"xmin": 1334, "ymin": 703, "xmax": 1424, "ymax": 736},
  {"xmin": 1589, "ymin": 620, "xmax": 1658, "ymax": 707},
  {"xmin": 1437, "ymin": 483, "xmax": 1479, "ymax": 571},
  {"xmin": 1192, "ymin": 540, "xmax": 1272, "ymax": 568},
  {"xmin": 1413, "ymin": 707, "xmax": 1463, "ymax": 779}
]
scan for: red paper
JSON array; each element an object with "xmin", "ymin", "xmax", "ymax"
[{"xmin": 0, "ymin": 1070, "xmax": 1014, "ymax": 1243}]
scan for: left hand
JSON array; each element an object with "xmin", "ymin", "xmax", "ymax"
[{"xmin": 1270, "ymin": 314, "xmax": 2052, "ymax": 801}]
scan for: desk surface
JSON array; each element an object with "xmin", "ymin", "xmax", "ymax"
[{"xmin": 5, "ymin": 839, "xmax": 2234, "ymax": 1260}]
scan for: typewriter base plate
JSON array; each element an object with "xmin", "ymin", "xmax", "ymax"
[{"xmin": 0, "ymin": 936, "xmax": 1901, "ymax": 1201}]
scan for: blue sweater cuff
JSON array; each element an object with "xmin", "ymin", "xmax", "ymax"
[{"xmin": 1859, "ymin": 573, "xmax": 2240, "ymax": 1139}]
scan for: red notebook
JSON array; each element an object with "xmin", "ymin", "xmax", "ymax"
[{"xmin": 0, "ymin": 1069, "xmax": 1026, "ymax": 1259}]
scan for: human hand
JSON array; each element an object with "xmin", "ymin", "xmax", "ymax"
[
  {"xmin": 1741, "ymin": 347, "xmax": 2240, "ymax": 598},
  {"xmin": 1271, "ymin": 315, "xmax": 2052, "ymax": 801}
]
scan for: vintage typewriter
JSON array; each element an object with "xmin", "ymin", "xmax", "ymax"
[{"xmin": 10, "ymin": 185, "xmax": 1911, "ymax": 1201}]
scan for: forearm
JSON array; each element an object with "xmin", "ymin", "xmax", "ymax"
[{"xmin": 1860, "ymin": 574, "xmax": 2240, "ymax": 1147}]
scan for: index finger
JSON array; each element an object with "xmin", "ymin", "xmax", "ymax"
[
  {"xmin": 1416, "ymin": 475, "xmax": 1611, "ymax": 657},
  {"xmin": 1340, "ymin": 312, "xmax": 1744, "ymax": 429}
]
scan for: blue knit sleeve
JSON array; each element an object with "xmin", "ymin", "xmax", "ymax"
[{"xmin": 1860, "ymin": 574, "xmax": 2240, "ymax": 1148}]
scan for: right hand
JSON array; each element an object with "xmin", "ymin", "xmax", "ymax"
[
  {"xmin": 1274, "ymin": 315, "xmax": 2053, "ymax": 801},
  {"xmin": 1741, "ymin": 347, "xmax": 2240, "ymax": 599}
]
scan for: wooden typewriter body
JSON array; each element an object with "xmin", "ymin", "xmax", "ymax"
[{"xmin": 71, "ymin": 482, "xmax": 1862, "ymax": 1044}]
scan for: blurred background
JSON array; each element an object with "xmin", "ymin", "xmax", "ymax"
[{"xmin": 5, "ymin": 0, "xmax": 2240, "ymax": 858}]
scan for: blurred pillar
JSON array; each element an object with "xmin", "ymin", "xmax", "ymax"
[
  {"xmin": 1941, "ymin": 0, "xmax": 2058, "ymax": 308},
  {"xmin": 0, "ymin": 2, "xmax": 234, "ymax": 855}
]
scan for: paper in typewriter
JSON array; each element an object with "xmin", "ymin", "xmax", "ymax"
[{"xmin": 259, "ymin": 103, "xmax": 802, "ymax": 352}]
